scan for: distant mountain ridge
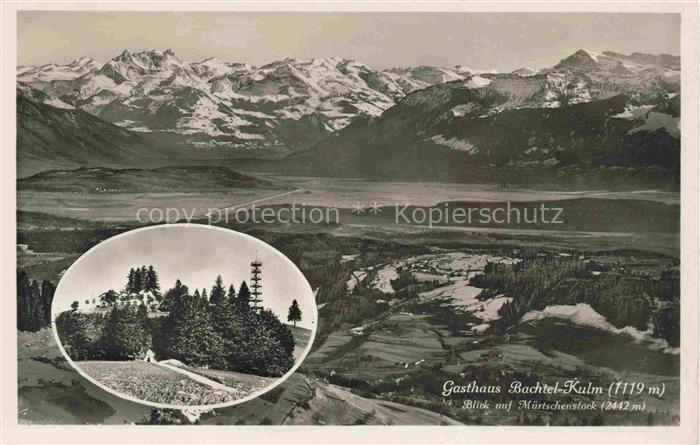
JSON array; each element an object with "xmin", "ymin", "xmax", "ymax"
[
  {"xmin": 18, "ymin": 49, "xmax": 473, "ymax": 155},
  {"xmin": 18, "ymin": 48, "xmax": 678, "ymax": 156},
  {"xmin": 16, "ymin": 83, "xmax": 172, "ymax": 177},
  {"xmin": 17, "ymin": 49, "xmax": 680, "ymax": 187},
  {"xmin": 17, "ymin": 165, "xmax": 281, "ymax": 193},
  {"xmin": 272, "ymin": 87, "xmax": 679, "ymax": 188}
]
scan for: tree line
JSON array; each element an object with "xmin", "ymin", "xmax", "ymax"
[
  {"xmin": 126, "ymin": 265, "xmax": 160, "ymax": 295},
  {"xmin": 56, "ymin": 268, "xmax": 300, "ymax": 377},
  {"xmin": 17, "ymin": 269, "xmax": 55, "ymax": 332},
  {"xmin": 470, "ymin": 258, "xmax": 681, "ymax": 347}
]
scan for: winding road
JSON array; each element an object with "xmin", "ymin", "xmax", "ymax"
[{"xmin": 204, "ymin": 175, "xmax": 305, "ymax": 219}]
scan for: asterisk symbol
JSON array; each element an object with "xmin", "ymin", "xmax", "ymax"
[
  {"xmin": 352, "ymin": 202, "xmax": 365, "ymax": 214},
  {"xmin": 369, "ymin": 202, "xmax": 382, "ymax": 214}
]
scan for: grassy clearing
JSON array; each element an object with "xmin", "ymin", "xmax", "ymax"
[
  {"xmin": 77, "ymin": 361, "xmax": 243, "ymax": 406},
  {"xmin": 171, "ymin": 364, "xmax": 276, "ymax": 394}
]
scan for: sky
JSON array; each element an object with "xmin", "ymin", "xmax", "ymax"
[
  {"xmin": 53, "ymin": 225, "xmax": 316, "ymax": 330},
  {"xmin": 18, "ymin": 12, "xmax": 679, "ymax": 71}
]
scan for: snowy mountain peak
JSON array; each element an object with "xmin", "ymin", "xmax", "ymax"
[
  {"xmin": 69, "ymin": 56, "xmax": 98, "ymax": 67},
  {"xmin": 511, "ymin": 67, "xmax": 538, "ymax": 77},
  {"xmin": 454, "ymin": 65, "xmax": 499, "ymax": 76},
  {"xmin": 112, "ymin": 49, "xmax": 182, "ymax": 67},
  {"xmin": 17, "ymin": 57, "xmax": 101, "ymax": 82},
  {"xmin": 555, "ymin": 49, "xmax": 600, "ymax": 68},
  {"xmin": 555, "ymin": 49, "xmax": 680, "ymax": 74},
  {"xmin": 604, "ymin": 51, "xmax": 680, "ymax": 70}
]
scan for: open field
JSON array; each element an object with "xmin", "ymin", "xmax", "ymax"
[
  {"xmin": 284, "ymin": 379, "xmax": 461, "ymax": 425},
  {"xmin": 15, "ymin": 167, "xmax": 293, "ymax": 221},
  {"xmin": 18, "ymin": 166, "xmax": 284, "ymax": 194},
  {"xmin": 16, "ymin": 249, "xmax": 79, "ymax": 282},
  {"xmin": 170, "ymin": 364, "xmax": 276, "ymax": 394},
  {"xmin": 17, "ymin": 330, "xmax": 150, "ymax": 424},
  {"xmin": 18, "ymin": 329, "xmax": 461, "ymax": 425},
  {"xmin": 252, "ymin": 175, "xmax": 680, "ymax": 207},
  {"xmin": 15, "ymin": 171, "xmax": 679, "ymax": 256},
  {"xmin": 77, "ymin": 361, "xmax": 243, "ymax": 406},
  {"xmin": 17, "ymin": 190, "xmax": 286, "ymax": 221},
  {"xmin": 327, "ymin": 223, "xmax": 679, "ymax": 257}
]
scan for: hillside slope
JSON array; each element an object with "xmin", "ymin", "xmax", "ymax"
[
  {"xmin": 17, "ymin": 85, "xmax": 172, "ymax": 177},
  {"xmin": 18, "ymin": 166, "xmax": 282, "ymax": 193},
  {"xmin": 19, "ymin": 50, "xmax": 468, "ymax": 155},
  {"xmin": 276, "ymin": 87, "xmax": 679, "ymax": 189},
  {"xmin": 18, "ymin": 49, "xmax": 678, "ymax": 159}
]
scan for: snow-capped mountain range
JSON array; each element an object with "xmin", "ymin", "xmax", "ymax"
[
  {"xmin": 18, "ymin": 50, "xmax": 470, "ymax": 153},
  {"xmin": 18, "ymin": 49, "xmax": 679, "ymax": 155}
]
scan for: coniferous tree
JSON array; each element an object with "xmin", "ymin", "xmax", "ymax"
[
  {"xmin": 133, "ymin": 268, "xmax": 143, "ymax": 293},
  {"xmin": 55, "ymin": 310, "xmax": 92, "ymax": 360},
  {"xmin": 238, "ymin": 281, "xmax": 251, "ymax": 308},
  {"xmin": 146, "ymin": 265, "xmax": 160, "ymax": 294},
  {"xmin": 154, "ymin": 294, "xmax": 224, "ymax": 367},
  {"xmin": 264, "ymin": 308, "xmax": 295, "ymax": 358},
  {"xmin": 160, "ymin": 279, "xmax": 188, "ymax": 312},
  {"xmin": 40, "ymin": 279, "xmax": 56, "ymax": 326},
  {"xmin": 17, "ymin": 270, "xmax": 32, "ymax": 331},
  {"xmin": 246, "ymin": 309, "xmax": 295, "ymax": 376},
  {"xmin": 211, "ymin": 281, "xmax": 239, "ymax": 354},
  {"xmin": 212, "ymin": 288, "xmax": 244, "ymax": 359},
  {"xmin": 287, "ymin": 299, "xmax": 302, "ymax": 327},
  {"xmin": 227, "ymin": 284, "xmax": 236, "ymax": 302},
  {"xmin": 201, "ymin": 288, "xmax": 208, "ymax": 302},
  {"xmin": 210, "ymin": 275, "xmax": 226, "ymax": 306},
  {"xmin": 28, "ymin": 280, "xmax": 44, "ymax": 331},
  {"xmin": 102, "ymin": 305, "xmax": 151, "ymax": 360},
  {"xmin": 140, "ymin": 266, "xmax": 148, "ymax": 291},
  {"xmin": 127, "ymin": 268, "xmax": 136, "ymax": 293}
]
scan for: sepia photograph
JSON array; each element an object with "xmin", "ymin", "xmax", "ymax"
[
  {"xmin": 3, "ymin": 2, "xmax": 697, "ymax": 443},
  {"xmin": 51, "ymin": 225, "xmax": 315, "ymax": 409}
]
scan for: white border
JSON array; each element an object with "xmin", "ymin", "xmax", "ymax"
[{"xmin": 50, "ymin": 223, "xmax": 318, "ymax": 411}]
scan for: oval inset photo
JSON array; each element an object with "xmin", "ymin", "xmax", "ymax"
[{"xmin": 52, "ymin": 224, "xmax": 316, "ymax": 409}]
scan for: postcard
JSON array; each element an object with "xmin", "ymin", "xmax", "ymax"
[{"xmin": 1, "ymin": 2, "xmax": 698, "ymax": 444}]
